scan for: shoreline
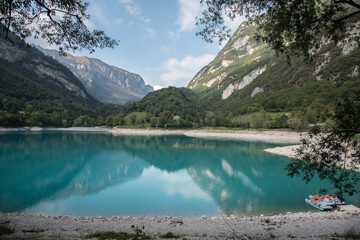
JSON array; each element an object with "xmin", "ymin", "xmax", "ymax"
[
  {"xmin": 0, "ymin": 127, "xmax": 303, "ymax": 144},
  {"xmin": 109, "ymin": 128, "xmax": 303, "ymax": 144},
  {"xmin": 1, "ymin": 205, "xmax": 359, "ymax": 240},
  {"xmin": 0, "ymin": 127, "xmax": 303, "ymax": 159}
]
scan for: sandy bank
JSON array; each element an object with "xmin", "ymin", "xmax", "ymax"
[{"xmin": 1, "ymin": 205, "xmax": 359, "ymax": 240}]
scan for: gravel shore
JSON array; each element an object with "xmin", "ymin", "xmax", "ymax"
[{"xmin": 1, "ymin": 205, "xmax": 359, "ymax": 240}]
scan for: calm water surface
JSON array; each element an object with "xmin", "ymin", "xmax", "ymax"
[{"xmin": 0, "ymin": 132, "xmax": 359, "ymax": 217}]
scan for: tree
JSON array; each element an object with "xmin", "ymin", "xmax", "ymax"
[
  {"xmin": 286, "ymin": 89, "xmax": 360, "ymax": 199},
  {"xmin": 0, "ymin": 0, "xmax": 118, "ymax": 53},
  {"xmin": 197, "ymin": 0, "xmax": 360, "ymax": 61}
]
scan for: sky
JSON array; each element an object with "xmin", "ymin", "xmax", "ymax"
[{"xmin": 35, "ymin": 0, "xmax": 244, "ymax": 90}]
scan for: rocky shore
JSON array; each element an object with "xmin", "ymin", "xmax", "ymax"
[{"xmin": 1, "ymin": 205, "xmax": 359, "ymax": 240}]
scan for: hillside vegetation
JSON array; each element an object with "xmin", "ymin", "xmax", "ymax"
[
  {"xmin": 106, "ymin": 87, "xmax": 202, "ymax": 128},
  {"xmin": 185, "ymin": 14, "xmax": 360, "ymax": 130},
  {"xmin": 0, "ymin": 31, "xmax": 121, "ymax": 127}
]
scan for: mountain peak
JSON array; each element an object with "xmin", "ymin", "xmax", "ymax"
[{"xmin": 36, "ymin": 46, "xmax": 154, "ymax": 105}]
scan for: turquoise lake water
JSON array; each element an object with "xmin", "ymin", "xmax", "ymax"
[{"xmin": 0, "ymin": 132, "xmax": 359, "ymax": 217}]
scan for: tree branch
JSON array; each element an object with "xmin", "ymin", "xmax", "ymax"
[
  {"xmin": 332, "ymin": 10, "xmax": 360, "ymax": 23},
  {"xmin": 335, "ymin": 0, "xmax": 360, "ymax": 10},
  {"xmin": 4, "ymin": 0, "xmax": 14, "ymax": 45},
  {"xmin": 33, "ymin": 0, "xmax": 71, "ymax": 37}
]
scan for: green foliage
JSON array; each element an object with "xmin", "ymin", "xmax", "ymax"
[
  {"xmin": 0, "ymin": 0, "xmax": 118, "ymax": 53},
  {"xmin": 286, "ymin": 89, "xmax": 360, "ymax": 198},
  {"xmin": 22, "ymin": 229, "xmax": 45, "ymax": 233},
  {"xmin": 230, "ymin": 112, "xmax": 290, "ymax": 129},
  {"xmin": 197, "ymin": 0, "xmax": 360, "ymax": 61},
  {"xmin": 332, "ymin": 231, "xmax": 360, "ymax": 239},
  {"xmin": 160, "ymin": 232, "xmax": 180, "ymax": 239},
  {"xmin": 86, "ymin": 231, "xmax": 150, "ymax": 240},
  {"xmin": 86, "ymin": 226, "xmax": 150, "ymax": 240},
  {"xmin": 0, "ymin": 226, "xmax": 14, "ymax": 236},
  {"xmin": 117, "ymin": 87, "xmax": 203, "ymax": 128}
]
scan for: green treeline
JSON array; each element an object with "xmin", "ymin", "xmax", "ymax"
[{"xmin": 102, "ymin": 84, "xmax": 359, "ymax": 131}]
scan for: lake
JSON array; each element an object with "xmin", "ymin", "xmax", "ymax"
[{"xmin": 0, "ymin": 132, "xmax": 359, "ymax": 217}]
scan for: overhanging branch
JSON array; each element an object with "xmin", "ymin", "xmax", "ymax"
[
  {"xmin": 332, "ymin": 10, "xmax": 360, "ymax": 23},
  {"xmin": 335, "ymin": 0, "xmax": 360, "ymax": 10}
]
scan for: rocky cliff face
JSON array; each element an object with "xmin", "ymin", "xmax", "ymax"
[
  {"xmin": 0, "ymin": 37, "xmax": 89, "ymax": 99},
  {"xmin": 38, "ymin": 47, "xmax": 153, "ymax": 105},
  {"xmin": 188, "ymin": 21, "xmax": 269, "ymax": 94}
]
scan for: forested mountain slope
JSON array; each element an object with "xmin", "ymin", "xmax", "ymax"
[
  {"xmin": 0, "ymin": 31, "xmax": 106, "ymax": 127},
  {"xmin": 124, "ymin": 87, "xmax": 202, "ymax": 128},
  {"xmin": 188, "ymin": 15, "xmax": 360, "ymax": 128},
  {"xmin": 37, "ymin": 46, "xmax": 153, "ymax": 105}
]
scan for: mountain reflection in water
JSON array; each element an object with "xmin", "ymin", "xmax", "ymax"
[{"xmin": 0, "ymin": 132, "xmax": 359, "ymax": 217}]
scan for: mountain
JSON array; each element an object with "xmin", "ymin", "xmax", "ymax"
[
  {"xmin": 0, "ymin": 30, "xmax": 106, "ymax": 127},
  {"xmin": 37, "ymin": 46, "xmax": 153, "ymax": 105},
  {"xmin": 188, "ymin": 15, "xmax": 360, "ymax": 128}
]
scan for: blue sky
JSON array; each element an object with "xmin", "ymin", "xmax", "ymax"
[{"xmin": 37, "ymin": 0, "xmax": 244, "ymax": 89}]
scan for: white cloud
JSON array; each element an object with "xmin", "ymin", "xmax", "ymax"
[
  {"xmin": 144, "ymin": 28, "xmax": 157, "ymax": 38},
  {"xmin": 125, "ymin": 4, "xmax": 141, "ymax": 16},
  {"xmin": 88, "ymin": 2, "xmax": 110, "ymax": 27},
  {"xmin": 153, "ymin": 85, "xmax": 165, "ymax": 91},
  {"xmin": 118, "ymin": 0, "xmax": 151, "ymax": 23},
  {"xmin": 160, "ymin": 44, "xmax": 176, "ymax": 54},
  {"xmin": 160, "ymin": 54, "xmax": 215, "ymax": 86},
  {"xmin": 28, "ymin": 36, "xmax": 59, "ymax": 51},
  {"xmin": 168, "ymin": 31, "xmax": 181, "ymax": 41},
  {"xmin": 223, "ymin": 14, "xmax": 246, "ymax": 33},
  {"xmin": 159, "ymin": 170, "xmax": 211, "ymax": 200},
  {"xmin": 141, "ymin": 167, "xmax": 211, "ymax": 200},
  {"xmin": 177, "ymin": 0, "xmax": 201, "ymax": 32},
  {"xmin": 114, "ymin": 18, "xmax": 124, "ymax": 26}
]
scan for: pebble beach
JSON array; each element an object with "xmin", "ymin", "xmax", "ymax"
[{"xmin": 1, "ymin": 205, "xmax": 360, "ymax": 239}]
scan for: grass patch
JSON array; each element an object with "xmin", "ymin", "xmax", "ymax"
[
  {"xmin": 86, "ymin": 228, "xmax": 150, "ymax": 240},
  {"xmin": 22, "ymin": 229, "xmax": 45, "ymax": 233},
  {"xmin": 287, "ymin": 233, "xmax": 296, "ymax": 238},
  {"xmin": 332, "ymin": 231, "xmax": 360, "ymax": 239},
  {"xmin": 160, "ymin": 232, "xmax": 180, "ymax": 239},
  {"xmin": 0, "ymin": 226, "xmax": 14, "ymax": 236}
]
